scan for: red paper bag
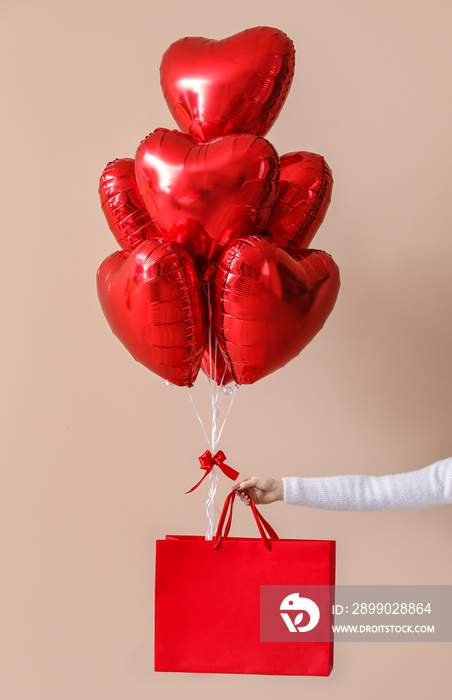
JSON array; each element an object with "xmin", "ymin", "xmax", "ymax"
[{"xmin": 155, "ymin": 492, "xmax": 335, "ymax": 676}]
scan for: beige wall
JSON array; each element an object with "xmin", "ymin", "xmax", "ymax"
[{"xmin": 1, "ymin": 0, "xmax": 451, "ymax": 697}]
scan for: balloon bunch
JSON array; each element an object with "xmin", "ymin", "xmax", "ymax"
[{"xmin": 97, "ymin": 26, "xmax": 340, "ymax": 392}]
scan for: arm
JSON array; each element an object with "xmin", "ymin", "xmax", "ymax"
[{"xmin": 234, "ymin": 458, "xmax": 452, "ymax": 511}]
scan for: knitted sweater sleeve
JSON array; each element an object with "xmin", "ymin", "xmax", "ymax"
[{"xmin": 282, "ymin": 457, "xmax": 452, "ymax": 511}]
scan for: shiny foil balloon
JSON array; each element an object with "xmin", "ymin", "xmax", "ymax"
[
  {"xmin": 97, "ymin": 239, "xmax": 208, "ymax": 387},
  {"xmin": 135, "ymin": 128, "xmax": 279, "ymax": 279},
  {"xmin": 211, "ymin": 237, "xmax": 340, "ymax": 384},
  {"xmin": 264, "ymin": 152, "xmax": 333, "ymax": 253},
  {"xmin": 160, "ymin": 26, "xmax": 295, "ymax": 141},
  {"xmin": 99, "ymin": 159, "xmax": 160, "ymax": 249}
]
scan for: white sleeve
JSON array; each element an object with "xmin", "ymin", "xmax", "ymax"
[{"xmin": 282, "ymin": 457, "xmax": 452, "ymax": 511}]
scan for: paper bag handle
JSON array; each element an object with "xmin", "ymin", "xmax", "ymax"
[{"xmin": 213, "ymin": 491, "xmax": 279, "ymax": 551}]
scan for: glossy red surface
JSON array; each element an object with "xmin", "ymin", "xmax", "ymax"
[
  {"xmin": 97, "ymin": 239, "xmax": 208, "ymax": 386},
  {"xmin": 160, "ymin": 26, "xmax": 295, "ymax": 141},
  {"xmin": 135, "ymin": 128, "xmax": 279, "ymax": 279},
  {"xmin": 264, "ymin": 151, "xmax": 333, "ymax": 252},
  {"xmin": 99, "ymin": 158, "xmax": 159, "ymax": 249},
  {"xmin": 211, "ymin": 237, "xmax": 340, "ymax": 384}
]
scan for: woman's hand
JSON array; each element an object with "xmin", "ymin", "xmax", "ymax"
[{"xmin": 232, "ymin": 477, "xmax": 284, "ymax": 505}]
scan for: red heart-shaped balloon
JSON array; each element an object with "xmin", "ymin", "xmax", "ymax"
[
  {"xmin": 160, "ymin": 26, "xmax": 295, "ymax": 141},
  {"xmin": 99, "ymin": 158, "xmax": 160, "ymax": 249},
  {"xmin": 211, "ymin": 237, "xmax": 340, "ymax": 384},
  {"xmin": 135, "ymin": 129, "xmax": 279, "ymax": 279},
  {"xmin": 264, "ymin": 151, "xmax": 333, "ymax": 253},
  {"xmin": 97, "ymin": 239, "xmax": 208, "ymax": 387}
]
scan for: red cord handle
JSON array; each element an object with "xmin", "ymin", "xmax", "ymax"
[{"xmin": 213, "ymin": 491, "xmax": 279, "ymax": 551}]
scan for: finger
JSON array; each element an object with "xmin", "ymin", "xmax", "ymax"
[
  {"xmin": 240, "ymin": 490, "xmax": 252, "ymax": 505},
  {"xmin": 236, "ymin": 490, "xmax": 252, "ymax": 505},
  {"xmin": 239, "ymin": 492, "xmax": 251, "ymax": 503},
  {"xmin": 232, "ymin": 477, "xmax": 259, "ymax": 492},
  {"xmin": 231, "ymin": 477, "xmax": 250, "ymax": 492}
]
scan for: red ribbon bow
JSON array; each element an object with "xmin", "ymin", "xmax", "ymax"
[{"xmin": 186, "ymin": 450, "xmax": 239, "ymax": 494}]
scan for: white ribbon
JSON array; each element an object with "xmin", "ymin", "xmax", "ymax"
[{"xmin": 187, "ymin": 284, "xmax": 239, "ymax": 539}]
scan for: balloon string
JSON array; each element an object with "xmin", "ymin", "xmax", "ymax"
[
  {"xmin": 187, "ymin": 387, "xmax": 212, "ymax": 448},
  {"xmin": 187, "ymin": 283, "xmax": 239, "ymax": 539},
  {"xmin": 216, "ymin": 383, "xmax": 238, "ymax": 445},
  {"xmin": 206, "ymin": 282, "xmax": 219, "ymax": 539}
]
